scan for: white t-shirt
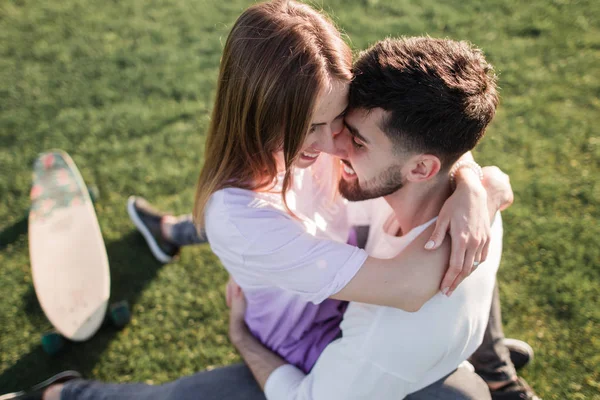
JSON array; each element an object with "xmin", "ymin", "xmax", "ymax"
[{"xmin": 265, "ymin": 198, "xmax": 502, "ymax": 400}]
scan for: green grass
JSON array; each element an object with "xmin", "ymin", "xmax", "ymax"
[{"xmin": 1, "ymin": 0, "xmax": 599, "ymax": 398}]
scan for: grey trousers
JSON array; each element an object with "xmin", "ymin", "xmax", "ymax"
[
  {"xmin": 62, "ymin": 363, "xmax": 265, "ymax": 400},
  {"xmin": 407, "ymin": 367, "xmax": 491, "ymax": 400},
  {"xmin": 60, "ymin": 285, "xmax": 514, "ymax": 400},
  {"xmin": 469, "ymin": 284, "xmax": 518, "ymax": 383},
  {"xmin": 61, "ymin": 364, "xmax": 489, "ymax": 400},
  {"xmin": 168, "ymin": 214, "xmax": 206, "ymax": 246}
]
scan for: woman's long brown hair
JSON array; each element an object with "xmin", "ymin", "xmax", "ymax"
[{"xmin": 193, "ymin": 0, "xmax": 352, "ymax": 228}]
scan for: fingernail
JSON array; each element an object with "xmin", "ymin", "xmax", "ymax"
[
  {"xmin": 446, "ymin": 290, "xmax": 454, "ymax": 297},
  {"xmin": 441, "ymin": 287, "xmax": 449, "ymax": 295},
  {"xmin": 425, "ymin": 240, "xmax": 435, "ymax": 250}
]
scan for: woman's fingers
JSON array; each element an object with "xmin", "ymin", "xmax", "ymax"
[
  {"xmin": 480, "ymin": 236, "xmax": 491, "ymax": 264},
  {"xmin": 440, "ymin": 233, "xmax": 467, "ymax": 294},
  {"xmin": 426, "ymin": 218, "xmax": 450, "ymax": 250},
  {"xmin": 447, "ymin": 244, "xmax": 477, "ymax": 295},
  {"xmin": 473, "ymin": 242, "xmax": 484, "ymax": 270}
]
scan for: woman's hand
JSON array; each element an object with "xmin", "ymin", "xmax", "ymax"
[
  {"xmin": 426, "ymin": 168, "xmax": 491, "ymax": 296},
  {"xmin": 426, "ymin": 165, "xmax": 514, "ymax": 296}
]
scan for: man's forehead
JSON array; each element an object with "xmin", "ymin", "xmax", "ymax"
[
  {"xmin": 345, "ymin": 108, "xmax": 388, "ymax": 136},
  {"xmin": 347, "ymin": 107, "xmax": 385, "ymax": 121}
]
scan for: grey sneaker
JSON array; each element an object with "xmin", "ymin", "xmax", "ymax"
[
  {"xmin": 0, "ymin": 370, "xmax": 81, "ymax": 400},
  {"xmin": 504, "ymin": 338, "xmax": 534, "ymax": 370},
  {"xmin": 127, "ymin": 196, "xmax": 180, "ymax": 263}
]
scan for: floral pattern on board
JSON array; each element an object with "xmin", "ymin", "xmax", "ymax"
[{"xmin": 30, "ymin": 152, "xmax": 87, "ymax": 222}]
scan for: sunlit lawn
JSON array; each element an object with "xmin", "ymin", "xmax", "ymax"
[{"xmin": 1, "ymin": 0, "xmax": 598, "ymax": 398}]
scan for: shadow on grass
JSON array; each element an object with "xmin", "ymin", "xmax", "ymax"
[
  {"xmin": 0, "ymin": 215, "xmax": 28, "ymax": 251},
  {"xmin": 0, "ymin": 230, "xmax": 164, "ymax": 392}
]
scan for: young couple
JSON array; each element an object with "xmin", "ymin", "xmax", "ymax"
[{"xmin": 3, "ymin": 1, "xmax": 539, "ymax": 399}]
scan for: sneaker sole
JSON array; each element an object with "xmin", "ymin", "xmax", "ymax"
[
  {"xmin": 0, "ymin": 371, "xmax": 81, "ymax": 400},
  {"xmin": 503, "ymin": 338, "xmax": 534, "ymax": 359},
  {"xmin": 503, "ymin": 338, "xmax": 534, "ymax": 370},
  {"xmin": 0, "ymin": 392, "xmax": 24, "ymax": 399},
  {"xmin": 127, "ymin": 196, "xmax": 173, "ymax": 264}
]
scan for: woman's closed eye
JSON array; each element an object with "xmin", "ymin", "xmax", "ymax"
[{"xmin": 335, "ymin": 110, "xmax": 347, "ymax": 120}]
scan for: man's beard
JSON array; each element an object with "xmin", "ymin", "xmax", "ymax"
[{"xmin": 339, "ymin": 165, "xmax": 405, "ymax": 201}]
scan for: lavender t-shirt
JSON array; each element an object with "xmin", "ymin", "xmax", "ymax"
[{"xmin": 205, "ymin": 155, "xmax": 369, "ymax": 372}]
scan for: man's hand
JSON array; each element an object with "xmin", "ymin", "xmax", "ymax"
[
  {"xmin": 225, "ymin": 276, "xmax": 288, "ymax": 391},
  {"xmin": 226, "ymin": 276, "xmax": 249, "ymax": 346}
]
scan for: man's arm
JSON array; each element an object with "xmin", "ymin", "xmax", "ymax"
[
  {"xmin": 231, "ymin": 326, "xmax": 311, "ymax": 400},
  {"xmin": 332, "ymin": 222, "xmax": 449, "ymax": 312},
  {"xmin": 226, "ymin": 277, "xmax": 285, "ymax": 390},
  {"xmin": 230, "ymin": 324, "xmax": 288, "ymax": 391},
  {"xmin": 227, "ymin": 279, "xmax": 308, "ymax": 399}
]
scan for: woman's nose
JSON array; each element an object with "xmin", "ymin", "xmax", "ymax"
[
  {"xmin": 332, "ymin": 126, "xmax": 352, "ymax": 158},
  {"xmin": 317, "ymin": 127, "xmax": 348, "ymax": 158}
]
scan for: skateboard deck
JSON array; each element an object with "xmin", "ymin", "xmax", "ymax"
[{"xmin": 29, "ymin": 150, "xmax": 110, "ymax": 341}]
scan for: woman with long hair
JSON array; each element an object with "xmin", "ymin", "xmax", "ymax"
[
  {"xmin": 193, "ymin": 0, "xmax": 503, "ymax": 375},
  {"xmin": 5, "ymin": 1, "xmax": 510, "ymax": 399}
]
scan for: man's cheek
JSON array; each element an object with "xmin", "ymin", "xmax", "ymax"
[
  {"xmin": 356, "ymin": 162, "xmax": 370, "ymax": 181},
  {"xmin": 356, "ymin": 156, "xmax": 373, "ymax": 178}
]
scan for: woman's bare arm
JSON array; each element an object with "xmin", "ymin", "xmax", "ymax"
[{"xmin": 331, "ymin": 223, "xmax": 449, "ymax": 312}]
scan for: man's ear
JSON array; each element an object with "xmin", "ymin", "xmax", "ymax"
[{"xmin": 404, "ymin": 154, "xmax": 442, "ymax": 182}]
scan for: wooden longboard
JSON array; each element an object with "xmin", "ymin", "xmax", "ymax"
[{"xmin": 28, "ymin": 150, "xmax": 110, "ymax": 341}]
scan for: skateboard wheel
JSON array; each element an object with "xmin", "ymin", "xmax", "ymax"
[
  {"xmin": 41, "ymin": 332, "xmax": 65, "ymax": 355},
  {"xmin": 87, "ymin": 185, "xmax": 99, "ymax": 203},
  {"xmin": 109, "ymin": 301, "xmax": 131, "ymax": 328}
]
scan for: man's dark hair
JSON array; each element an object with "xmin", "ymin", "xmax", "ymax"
[{"xmin": 349, "ymin": 37, "xmax": 498, "ymax": 168}]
